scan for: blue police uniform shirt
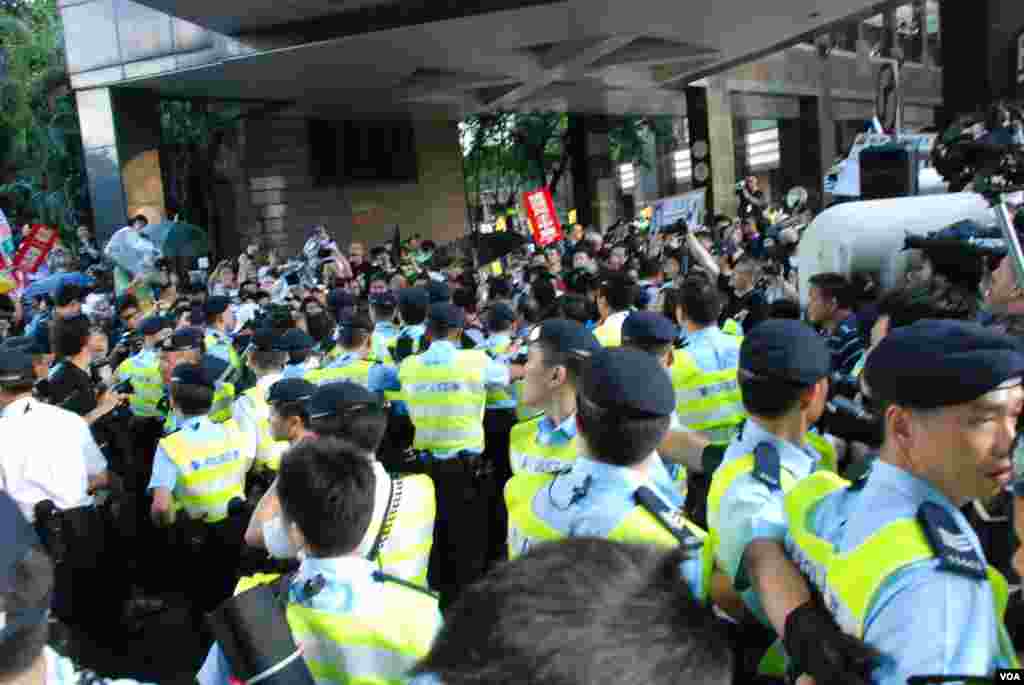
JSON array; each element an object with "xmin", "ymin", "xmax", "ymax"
[
  {"xmin": 373, "ymin": 341, "xmax": 510, "ymax": 458},
  {"xmin": 370, "ymin": 321, "xmax": 399, "ymax": 357},
  {"xmin": 784, "ymin": 460, "xmax": 1014, "ymax": 685},
  {"xmin": 525, "ymin": 455, "xmax": 708, "ymax": 602},
  {"xmin": 398, "ymin": 323, "xmax": 426, "ymax": 347},
  {"xmin": 197, "ymin": 555, "xmax": 444, "ymax": 685},
  {"xmin": 681, "ymin": 326, "xmax": 741, "ymax": 372},
  {"xmin": 464, "ymin": 327, "xmax": 486, "ymax": 347},
  {"xmin": 147, "ymin": 415, "xmax": 255, "ymax": 492},
  {"xmin": 205, "ymin": 329, "xmax": 235, "ymax": 367},
  {"xmin": 281, "ymin": 362, "xmax": 310, "ymax": 379},
  {"xmin": 536, "ymin": 412, "xmax": 576, "ymax": 446},
  {"xmin": 715, "ymin": 418, "xmax": 820, "ymax": 623}
]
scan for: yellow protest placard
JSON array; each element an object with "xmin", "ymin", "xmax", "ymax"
[
  {"xmin": 491, "ymin": 260, "xmax": 503, "ymax": 276},
  {"xmin": 495, "ymin": 216, "xmax": 507, "ymax": 232},
  {"xmin": 568, "ymin": 209, "xmax": 577, "ymax": 225}
]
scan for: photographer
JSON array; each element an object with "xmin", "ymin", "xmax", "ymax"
[
  {"xmin": 736, "ymin": 175, "xmax": 766, "ymax": 228},
  {"xmin": 46, "ymin": 314, "xmax": 126, "ymax": 425}
]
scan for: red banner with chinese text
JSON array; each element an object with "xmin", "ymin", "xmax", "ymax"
[
  {"xmin": 522, "ymin": 188, "xmax": 563, "ymax": 247},
  {"xmin": 13, "ymin": 224, "xmax": 59, "ymax": 273}
]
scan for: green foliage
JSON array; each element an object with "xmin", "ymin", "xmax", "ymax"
[
  {"xmin": 0, "ymin": 0, "xmax": 87, "ymax": 246},
  {"xmin": 609, "ymin": 115, "xmax": 675, "ymax": 168}
]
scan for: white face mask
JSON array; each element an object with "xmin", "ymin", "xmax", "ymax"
[{"xmin": 263, "ymin": 515, "xmax": 299, "ymax": 560}]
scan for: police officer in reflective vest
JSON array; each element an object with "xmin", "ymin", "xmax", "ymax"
[
  {"xmin": 368, "ymin": 292, "xmax": 400, "ymax": 364},
  {"xmin": 706, "ymin": 319, "xmax": 872, "ymax": 684},
  {"xmin": 160, "ymin": 328, "xmax": 237, "ymax": 432},
  {"xmin": 785, "ymin": 320, "xmax": 1023, "ymax": 684},
  {"xmin": 504, "ymin": 347, "xmax": 715, "ymax": 606},
  {"xmin": 115, "ymin": 315, "xmax": 172, "ymax": 420},
  {"xmin": 198, "ymin": 438, "xmax": 442, "ymax": 685},
  {"xmin": 307, "ymin": 381, "xmax": 436, "ymax": 587},
  {"xmin": 148, "ymin": 362, "xmax": 257, "ymax": 616},
  {"xmin": 379, "ymin": 302, "xmax": 517, "ymax": 606},
  {"xmin": 243, "ymin": 377, "xmax": 317, "ymax": 554},
  {"xmin": 390, "ymin": 287, "xmax": 429, "ymax": 364},
  {"xmin": 671, "ymin": 274, "xmax": 745, "ymax": 444},
  {"xmin": 232, "ymin": 328, "xmax": 287, "ymax": 473},
  {"xmin": 203, "ymin": 296, "xmax": 240, "ymax": 373},
  {"xmin": 305, "ymin": 311, "xmax": 376, "ymax": 388}
]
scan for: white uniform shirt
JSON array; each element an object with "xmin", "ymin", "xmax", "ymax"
[{"xmin": 0, "ymin": 396, "xmax": 107, "ymax": 521}]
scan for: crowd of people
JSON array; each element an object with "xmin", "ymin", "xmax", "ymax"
[{"xmin": 1, "ymin": 180, "xmax": 1024, "ymax": 685}]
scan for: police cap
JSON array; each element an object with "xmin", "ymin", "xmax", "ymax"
[
  {"xmin": 278, "ymin": 328, "xmax": 314, "ymax": 352},
  {"xmin": 622, "ymin": 311, "xmax": 678, "ymax": 346},
  {"xmin": 201, "ymin": 354, "xmax": 230, "ymax": 384},
  {"xmin": 249, "ymin": 328, "xmax": 278, "ymax": 352},
  {"xmin": 54, "ymin": 281, "xmax": 83, "ymax": 307},
  {"xmin": 428, "ymin": 302, "xmax": 465, "ymax": 329},
  {"xmin": 426, "ymin": 280, "xmax": 450, "ymax": 304},
  {"xmin": 529, "ymin": 319, "xmax": 599, "ymax": 357},
  {"xmin": 139, "ymin": 315, "xmax": 171, "ymax": 337},
  {"xmin": 397, "ymin": 287, "xmax": 429, "ymax": 309},
  {"xmin": 579, "ymin": 347, "xmax": 674, "ymax": 419},
  {"xmin": 486, "ymin": 303, "xmax": 517, "ymax": 330},
  {"xmin": 161, "ymin": 327, "xmax": 204, "ymax": 352},
  {"xmin": 2, "ymin": 336, "xmax": 33, "ymax": 353},
  {"xmin": 338, "ymin": 311, "xmax": 373, "ymax": 333},
  {"xmin": 739, "ymin": 320, "xmax": 830, "ymax": 386},
  {"xmin": 266, "ymin": 377, "xmax": 316, "ymax": 407},
  {"xmin": 0, "ymin": 350, "xmax": 35, "ymax": 385},
  {"xmin": 204, "ymin": 296, "xmax": 231, "ymax": 317},
  {"xmin": 865, "ymin": 319, "xmax": 1024, "ymax": 409},
  {"xmin": 369, "ymin": 292, "xmax": 397, "ymax": 308},
  {"xmin": 170, "ymin": 362, "xmax": 214, "ymax": 389},
  {"xmin": 0, "ymin": 490, "xmax": 38, "ymax": 594},
  {"xmin": 308, "ymin": 381, "xmax": 379, "ymax": 420}
]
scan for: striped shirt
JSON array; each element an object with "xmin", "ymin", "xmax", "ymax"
[{"xmin": 827, "ymin": 314, "xmax": 864, "ymax": 377}]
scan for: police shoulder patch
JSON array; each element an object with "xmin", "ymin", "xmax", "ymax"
[
  {"xmin": 371, "ymin": 571, "xmax": 439, "ymax": 599},
  {"xmin": 752, "ymin": 442, "xmax": 781, "ymax": 490},
  {"xmin": 916, "ymin": 501, "xmax": 987, "ymax": 580}
]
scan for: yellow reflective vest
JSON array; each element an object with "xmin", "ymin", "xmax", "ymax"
[
  {"xmin": 116, "ymin": 348, "xmax": 165, "ymax": 418},
  {"xmin": 399, "ymin": 349, "xmax": 489, "ymax": 454},
  {"xmin": 504, "ymin": 472, "xmax": 713, "ymax": 603},
  {"xmin": 208, "ymin": 381, "xmax": 237, "ymax": 424},
  {"xmin": 238, "ymin": 384, "xmax": 289, "ymax": 471},
  {"xmin": 372, "ymin": 473, "xmax": 436, "ymax": 588},
  {"xmin": 160, "ymin": 418, "xmax": 252, "ymax": 523},
  {"xmin": 671, "ymin": 349, "xmax": 745, "ymax": 444},
  {"xmin": 508, "ymin": 415, "xmax": 578, "ymax": 475},
  {"xmin": 305, "ymin": 357, "xmax": 374, "ymax": 389},
  {"xmin": 785, "ymin": 471, "xmax": 1020, "ymax": 668}
]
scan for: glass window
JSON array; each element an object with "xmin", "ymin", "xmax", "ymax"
[
  {"xmin": 673, "ymin": 149, "xmax": 692, "ymax": 183},
  {"xmin": 619, "ymin": 163, "xmax": 636, "ymax": 192}
]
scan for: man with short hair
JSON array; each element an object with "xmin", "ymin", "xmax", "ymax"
[
  {"xmin": 369, "ymin": 292, "xmax": 400, "ymax": 364},
  {"xmin": 806, "ymin": 272, "xmax": 864, "ymax": 377},
  {"xmin": 203, "ymin": 296, "xmax": 240, "ymax": 373},
  {"xmin": 593, "ymin": 273, "xmax": 637, "ymax": 347},
  {"xmin": 232, "ymin": 329, "xmax": 288, "ymax": 472},
  {"xmin": 305, "ymin": 312, "xmax": 375, "ymax": 388},
  {"xmin": 786, "ymin": 320, "xmax": 1023, "ymax": 683},
  {"xmin": 721, "ymin": 256, "xmax": 767, "ymax": 335},
  {"xmin": 199, "ymin": 438, "xmax": 442, "ymax": 685}
]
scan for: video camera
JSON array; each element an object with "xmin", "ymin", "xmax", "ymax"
[{"xmin": 815, "ymin": 371, "xmax": 883, "ymax": 448}]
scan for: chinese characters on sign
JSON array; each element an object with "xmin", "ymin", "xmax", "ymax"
[
  {"xmin": 522, "ymin": 188, "xmax": 563, "ymax": 247},
  {"xmin": 13, "ymin": 224, "xmax": 59, "ymax": 273}
]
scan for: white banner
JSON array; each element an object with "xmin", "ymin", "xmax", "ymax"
[{"xmin": 652, "ymin": 188, "xmax": 707, "ymax": 231}]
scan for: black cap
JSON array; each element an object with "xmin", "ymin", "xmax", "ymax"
[
  {"xmin": 0, "ymin": 491, "xmax": 38, "ymax": 593},
  {"xmin": 28, "ymin": 328, "xmax": 50, "ymax": 356},
  {"xmin": 369, "ymin": 292, "xmax": 397, "ymax": 308},
  {"xmin": 426, "ymin": 280, "xmax": 450, "ymax": 304},
  {"xmin": 2, "ymin": 337, "xmax": 33, "ymax": 353},
  {"xmin": 739, "ymin": 320, "xmax": 830, "ymax": 386},
  {"xmin": 201, "ymin": 354, "xmax": 230, "ymax": 384},
  {"xmin": 865, "ymin": 319, "xmax": 1024, "ymax": 408},
  {"xmin": 487, "ymin": 303, "xmax": 517, "ymax": 330},
  {"xmin": 528, "ymin": 319, "xmax": 600, "ymax": 357},
  {"xmin": 279, "ymin": 328, "xmax": 314, "ymax": 353},
  {"xmin": 250, "ymin": 328, "xmax": 279, "ymax": 352},
  {"xmin": 139, "ymin": 315, "xmax": 171, "ymax": 337},
  {"xmin": 622, "ymin": 311, "xmax": 678, "ymax": 346},
  {"xmin": 162, "ymin": 327, "xmax": 204, "ymax": 352},
  {"xmin": 204, "ymin": 296, "xmax": 231, "ymax": 317},
  {"xmin": 54, "ymin": 281, "xmax": 83, "ymax": 307},
  {"xmin": 397, "ymin": 287, "xmax": 429, "ymax": 309},
  {"xmin": 338, "ymin": 311, "xmax": 373, "ymax": 333},
  {"xmin": 170, "ymin": 362, "xmax": 214, "ymax": 389},
  {"xmin": 0, "ymin": 351, "xmax": 35, "ymax": 385},
  {"xmin": 579, "ymin": 347, "xmax": 675, "ymax": 418},
  {"xmin": 266, "ymin": 377, "xmax": 316, "ymax": 406},
  {"xmin": 428, "ymin": 302, "xmax": 465, "ymax": 329},
  {"xmin": 327, "ymin": 289, "xmax": 355, "ymax": 312},
  {"xmin": 308, "ymin": 381, "xmax": 379, "ymax": 419}
]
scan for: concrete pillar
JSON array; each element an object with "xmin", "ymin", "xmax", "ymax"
[
  {"xmin": 567, "ymin": 114, "xmax": 619, "ymax": 230},
  {"xmin": 76, "ymin": 88, "xmax": 166, "ymax": 242},
  {"xmin": 685, "ymin": 81, "xmax": 737, "ymax": 219},
  {"xmin": 817, "ymin": 53, "xmax": 837, "ymax": 204}
]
